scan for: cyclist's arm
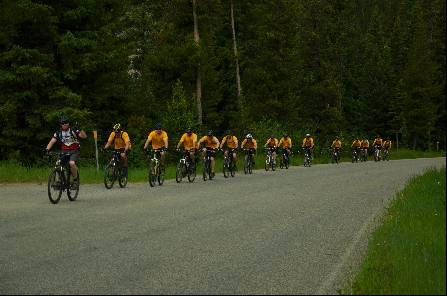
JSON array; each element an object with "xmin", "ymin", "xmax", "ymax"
[
  {"xmin": 104, "ymin": 132, "xmax": 114, "ymax": 150},
  {"xmin": 78, "ymin": 130, "xmax": 87, "ymax": 139},
  {"xmin": 46, "ymin": 137, "xmax": 57, "ymax": 151},
  {"xmin": 143, "ymin": 134, "xmax": 152, "ymax": 150},
  {"xmin": 234, "ymin": 137, "xmax": 238, "ymax": 149},
  {"xmin": 220, "ymin": 137, "xmax": 226, "ymax": 149},
  {"xmin": 214, "ymin": 137, "xmax": 220, "ymax": 149},
  {"xmin": 163, "ymin": 136, "xmax": 168, "ymax": 149},
  {"xmin": 123, "ymin": 133, "xmax": 130, "ymax": 152}
]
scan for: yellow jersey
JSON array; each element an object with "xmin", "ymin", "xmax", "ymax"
[
  {"xmin": 147, "ymin": 130, "xmax": 168, "ymax": 149},
  {"xmin": 265, "ymin": 138, "xmax": 278, "ymax": 148},
  {"xmin": 198, "ymin": 135, "xmax": 219, "ymax": 149},
  {"xmin": 331, "ymin": 140, "xmax": 341, "ymax": 148},
  {"xmin": 220, "ymin": 135, "xmax": 238, "ymax": 149},
  {"xmin": 351, "ymin": 140, "xmax": 362, "ymax": 148},
  {"xmin": 178, "ymin": 133, "xmax": 197, "ymax": 150},
  {"xmin": 279, "ymin": 137, "xmax": 292, "ymax": 148},
  {"xmin": 107, "ymin": 131, "xmax": 131, "ymax": 150},
  {"xmin": 241, "ymin": 138, "xmax": 257, "ymax": 149},
  {"xmin": 302, "ymin": 137, "xmax": 314, "ymax": 148}
]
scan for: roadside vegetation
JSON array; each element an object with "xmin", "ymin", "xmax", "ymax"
[
  {"xmin": 342, "ymin": 168, "xmax": 446, "ymax": 295},
  {"xmin": 0, "ymin": 148, "xmax": 444, "ymax": 184}
]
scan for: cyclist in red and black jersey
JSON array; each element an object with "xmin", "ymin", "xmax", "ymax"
[{"xmin": 45, "ymin": 116, "xmax": 87, "ymax": 182}]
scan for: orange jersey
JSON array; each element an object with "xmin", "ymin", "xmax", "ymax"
[{"xmin": 147, "ymin": 130, "xmax": 168, "ymax": 149}]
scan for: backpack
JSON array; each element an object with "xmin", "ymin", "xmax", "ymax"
[{"xmin": 115, "ymin": 131, "xmax": 132, "ymax": 150}]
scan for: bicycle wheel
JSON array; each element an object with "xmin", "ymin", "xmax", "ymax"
[
  {"xmin": 249, "ymin": 155, "xmax": 253, "ymax": 174},
  {"xmin": 280, "ymin": 156, "xmax": 284, "ymax": 169},
  {"xmin": 187, "ymin": 163, "xmax": 196, "ymax": 182},
  {"xmin": 265, "ymin": 156, "xmax": 270, "ymax": 171},
  {"xmin": 67, "ymin": 170, "xmax": 79, "ymax": 201},
  {"xmin": 271, "ymin": 157, "xmax": 276, "ymax": 171},
  {"xmin": 48, "ymin": 169, "xmax": 63, "ymax": 204},
  {"xmin": 244, "ymin": 155, "xmax": 249, "ymax": 174},
  {"xmin": 230, "ymin": 160, "xmax": 236, "ymax": 177},
  {"xmin": 285, "ymin": 156, "xmax": 289, "ymax": 169},
  {"xmin": 208, "ymin": 160, "xmax": 214, "ymax": 180},
  {"xmin": 118, "ymin": 167, "xmax": 128, "ymax": 188},
  {"xmin": 176, "ymin": 162, "xmax": 183, "ymax": 183},
  {"xmin": 223, "ymin": 157, "xmax": 230, "ymax": 178},
  {"xmin": 158, "ymin": 165, "xmax": 165, "ymax": 185},
  {"xmin": 104, "ymin": 161, "xmax": 116, "ymax": 189},
  {"xmin": 202, "ymin": 160, "xmax": 208, "ymax": 181},
  {"xmin": 148, "ymin": 160, "xmax": 156, "ymax": 187}
]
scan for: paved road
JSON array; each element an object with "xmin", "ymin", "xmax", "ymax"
[{"xmin": 0, "ymin": 157, "xmax": 445, "ymax": 294}]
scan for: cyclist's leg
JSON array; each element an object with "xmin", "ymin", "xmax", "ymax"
[
  {"xmin": 69, "ymin": 152, "xmax": 80, "ymax": 179},
  {"xmin": 232, "ymin": 149, "xmax": 237, "ymax": 163},
  {"xmin": 160, "ymin": 151, "xmax": 166, "ymax": 168},
  {"xmin": 120, "ymin": 150, "xmax": 128, "ymax": 176}
]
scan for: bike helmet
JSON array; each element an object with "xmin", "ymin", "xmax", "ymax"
[
  {"xmin": 246, "ymin": 134, "xmax": 253, "ymax": 139},
  {"xmin": 207, "ymin": 130, "xmax": 213, "ymax": 136},
  {"xmin": 283, "ymin": 133, "xmax": 289, "ymax": 138},
  {"xmin": 270, "ymin": 134, "xmax": 276, "ymax": 139},
  {"xmin": 59, "ymin": 115, "xmax": 69, "ymax": 124},
  {"xmin": 186, "ymin": 127, "xmax": 192, "ymax": 134},
  {"xmin": 305, "ymin": 133, "xmax": 310, "ymax": 137},
  {"xmin": 113, "ymin": 123, "xmax": 121, "ymax": 132},
  {"xmin": 155, "ymin": 123, "xmax": 162, "ymax": 130}
]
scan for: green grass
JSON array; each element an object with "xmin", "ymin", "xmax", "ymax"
[
  {"xmin": 342, "ymin": 168, "xmax": 446, "ymax": 295},
  {"xmin": 0, "ymin": 148, "xmax": 444, "ymax": 183}
]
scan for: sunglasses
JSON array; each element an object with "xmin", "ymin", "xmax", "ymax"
[{"xmin": 60, "ymin": 121, "xmax": 69, "ymax": 125}]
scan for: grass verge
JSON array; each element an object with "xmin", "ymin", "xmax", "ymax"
[{"xmin": 342, "ymin": 168, "xmax": 446, "ymax": 295}]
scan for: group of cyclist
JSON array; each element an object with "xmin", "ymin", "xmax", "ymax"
[
  {"xmin": 45, "ymin": 116, "xmax": 391, "ymax": 188},
  {"xmin": 331, "ymin": 135, "xmax": 392, "ymax": 162}
]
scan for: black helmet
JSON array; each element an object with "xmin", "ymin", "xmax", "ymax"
[
  {"xmin": 186, "ymin": 127, "xmax": 192, "ymax": 134},
  {"xmin": 226, "ymin": 129, "xmax": 232, "ymax": 136},
  {"xmin": 155, "ymin": 123, "xmax": 162, "ymax": 130},
  {"xmin": 270, "ymin": 134, "xmax": 276, "ymax": 138},
  {"xmin": 59, "ymin": 115, "xmax": 69, "ymax": 124},
  {"xmin": 207, "ymin": 130, "xmax": 213, "ymax": 136},
  {"xmin": 283, "ymin": 133, "xmax": 289, "ymax": 138}
]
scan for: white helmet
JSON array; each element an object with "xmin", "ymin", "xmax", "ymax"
[
  {"xmin": 305, "ymin": 133, "xmax": 310, "ymax": 137},
  {"xmin": 246, "ymin": 134, "xmax": 253, "ymax": 139}
]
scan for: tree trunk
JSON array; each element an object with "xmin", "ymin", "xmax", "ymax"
[
  {"xmin": 230, "ymin": 0, "xmax": 242, "ymax": 99},
  {"xmin": 192, "ymin": 0, "xmax": 202, "ymax": 125}
]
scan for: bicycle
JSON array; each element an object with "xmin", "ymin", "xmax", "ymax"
[
  {"xmin": 147, "ymin": 148, "xmax": 166, "ymax": 187},
  {"xmin": 47, "ymin": 151, "xmax": 79, "ymax": 204},
  {"xmin": 382, "ymin": 148, "xmax": 390, "ymax": 161},
  {"xmin": 264, "ymin": 147, "xmax": 276, "ymax": 171},
  {"xmin": 223, "ymin": 148, "xmax": 237, "ymax": 178},
  {"xmin": 373, "ymin": 145, "xmax": 381, "ymax": 162},
  {"xmin": 279, "ymin": 148, "xmax": 290, "ymax": 169},
  {"xmin": 104, "ymin": 150, "xmax": 127, "ymax": 189},
  {"xmin": 360, "ymin": 148, "xmax": 368, "ymax": 162},
  {"xmin": 303, "ymin": 147, "xmax": 312, "ymax": 167},
  {"xmin": 243, "ymin": 149, "xmax": 255, "ymax": 174},
  {"xmin": 351, "ymin": 148, "xmax": 360, "ymax": 163},
  {"xmin": 331, "ymin": 148, "xmax": 340, "ymax": 164},
  {"xmin": 176, "ymin": 149, "xmax": 196, "ymax": 183},
  {"xmin": 202, "ymin": 148, "xmax": 216, "ymax": 181}
]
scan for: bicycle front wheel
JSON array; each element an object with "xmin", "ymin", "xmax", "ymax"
[
  {"xmin": 187, "ymin": 163, "xmax": 196, "ymax": 182},
  {"xmin": 104, "ymin": 162, "xmax": 116, "ymax": 189},
  {"xmin": 223, "ymin": 158, "xmax": 230, "ymax": 178},
  {"xmin": 176, "ymin": 162, "xmax": 183, "ymax": 183},
  {"xmin": 67, "ymin": 170, "xmax": 79, "ymax": 201},
  {"xmin": 148, "ymin": 161, "xmax": 156, "ymax": 187},
  {"xmin": 158, "ymin": 165, "xmax": 165, "ymax": 185},
  {"xmin": 118, "ymin": 167, "xmax": 127, "ymax": 188},
  {"xmin": 48, "ymin": 169, "xmax": 63, "ymax": 204}
]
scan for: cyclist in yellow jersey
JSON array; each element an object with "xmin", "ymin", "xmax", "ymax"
[
  {"xmin": 241, "ymin": 134, "xmax": 257, "ymax": 166},
  {"xmin": 302, "ymin": 133, "xmax": 314, "ymax": 159},
  {"xmin": 331, "ymin": 136, "xmax": 342, "ymax": 149},
  {"xmin": 361, "ymin": 138, "xmax": 370, "ymax": 160},
  {"xmin": 382, "ymin": 138, "xmax": 392, "ymax": 150},
  {"xmin": 104, "ymin": 123, "xmax": 131, "ymax": 177},
  {"xmin": 264, "ymin": 134, "xmax": 279, "ymax": 165},
  {"xmin": 176, "ymin": 127, "xmax": 197, "ymax": 164},
  {"xmin": 372, "ymin": 134, "xmax": 383, "ymax": 151},
  {"xmin": 220, "ymin": 130, "xmax": 238, "ymax": 164},
  {"xmin": 279, "ymin": 133, "xmax": 292, "ymax": 161},
  {"xmin": 144, "ymin": 123, "xmax": 168, "ymax": 167},
  {"xmin": 198, "ymin": 130, "xmax": 220, "ymax": 177},
  {"xmin": 351, "ymin": 137, "xmax": 362, "ymax": 151}
]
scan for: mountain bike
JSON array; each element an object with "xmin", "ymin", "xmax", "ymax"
[
  {"xmin": 202, "ymin": 148, "xmax": 216, "ymax": 181},
  {"xmin": 147, "ymin": 148, "xmax": 166, "ymax": 187},
  {"xmin": 382, "ymin": 148, "xmax": 390, "ymax": 161},
  {"xmin": 223, "ymin": 148, "xmax": 237, "ymax": 178},
  {"xmin": 104, "ymin": 150, "xmax": 127, "ymax": 189},
  {"xmin": 360, "ymin": 148, "xmax": 368, "ymax": 162},
  {"xmin": 331, "ymin": 148, "xmax": 340, "ymax": 164},
  {"xmin": 47, "ymin": 151, "xmax": 79, "ymax": 204},
  {"xmin": 351, "ymin": 148, "xmax": 360, "ymax": 163},
  {"xmin": 373, "ymin": 145, "xmax": 381, "ymax": 162},
  {"xmin": 264, "ymin": 147, "xmax": 276, "ymax": 171},
  {"xmin": 303, "ymin": 147, "xmax": 312, "ymax": 167},
  {"xmin": 176, "ymin": 149, "xmax": 196, "ymax": 183},
  {"xmin": 279, "ymin": 148, "xmax": 290, "ymax": 169},
  {"xmin": 243, "ymin": 148, "xmax": 255, "ymax": 174}
]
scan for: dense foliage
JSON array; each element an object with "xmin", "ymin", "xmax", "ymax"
[{"xmin": 0, "ymin": 0, "xmax": 445, "ymax": 164}]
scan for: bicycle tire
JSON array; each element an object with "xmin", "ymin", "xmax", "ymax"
[
  {"xmin": 67, "ymin": 170, "xmax": 79, "ymax": 201},
  {"xmin": 271, "ymin": 158, "xmax": 276, "ymax": 171},
  {"xmin": 244, "ymin": 155, "xmax": 249, "ymax": 174},
  {"xmin": 104, "ymin": 162, "xmax": 116, "ymax": 189},
  {"xmin": 230, "ymin": 161, "xmax": 236, "ymax": 177},
  {"xmin": 48, "ymin": 169, "xmax": 63, "ymax": 204},
  {"xmin": 265, "ymin": 156, "xmax": 270, "ymax": 171},
  {"xmin": 203, "ymin": 160, "xmax": 208, "ymax": 181},
  {"xmin": 118, "ymin": 168, "xmax": 127, "ymax": 188},
  {"xmin": 187, "ymin": 163, "xmax": 196, "ymax": 182},
  {"xmin": 176, "ymin": 162, "xmax": 183, "ymax": 183},
  {"xmin": 158, "ymin": 165, "xmax": 165, "ymax": 185},
  {"xmin": 223, "ymin": 157, "xmax": 230, "ymax": 178},
  {"xmin": 148, "ymin": 160, "xmax": 156, "ymax": 187}
]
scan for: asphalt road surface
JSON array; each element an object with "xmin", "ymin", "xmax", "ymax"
[{"xmin": 1, "ymin": 157, "xmax": 445, "ymax": 295}]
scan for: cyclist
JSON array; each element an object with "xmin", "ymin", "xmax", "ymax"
[
  {"xmin": 372, "ymin": 134, "xmax": 383, "ymax": 160},
  {"xmin": 382, "ymin": 137, "xmax": 392, "ymax": 158},
  {"xmin": 264, "ymin": 134, "xmax": 279, "ymax": 165},
  {"xmin": 351, "ymin": 137, "xmax": 362, "ymax": 159},
  {"xmin": 176, "ymin": 127, "xmax": 197, "ymax": 166},
  {"xmin": 104, "ymin": 123, "xmax": 131, "ymax": 177},
  {"xmin": 198, "ymin": 130, "xmax": 220, "ymax": 177},
  {"xmin": 331, "ymin": 136, "xmax": 342, "ymax": 160},
  {"xmin": 278, "ymin": 133, "xmax": 292, "ymax": 163},
  {"xmin": 45, "ymin": 116, "xmax": 87, "ymax": 184},
  {"xmin": 361, "ymin": 138, "xmax": 370, "ymax": 159},
  {"xmin": 143, "ymin": 123, "xmax": 168, "ymax": 168},
  {"xmin": 220, "ymin": 130, "xmax": 238, "ymax": 164},
  {"xmin": 241, "ymin": 134, "xmax": 257, "ymax": 166},
  {"xmin": 302, "ymin": 133, "xmax": 314, "ymax": 159}
]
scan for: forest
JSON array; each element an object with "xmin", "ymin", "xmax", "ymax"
[{"xmin": 0, "ymin": 0, "xmax": 445, "ymax": 165}]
